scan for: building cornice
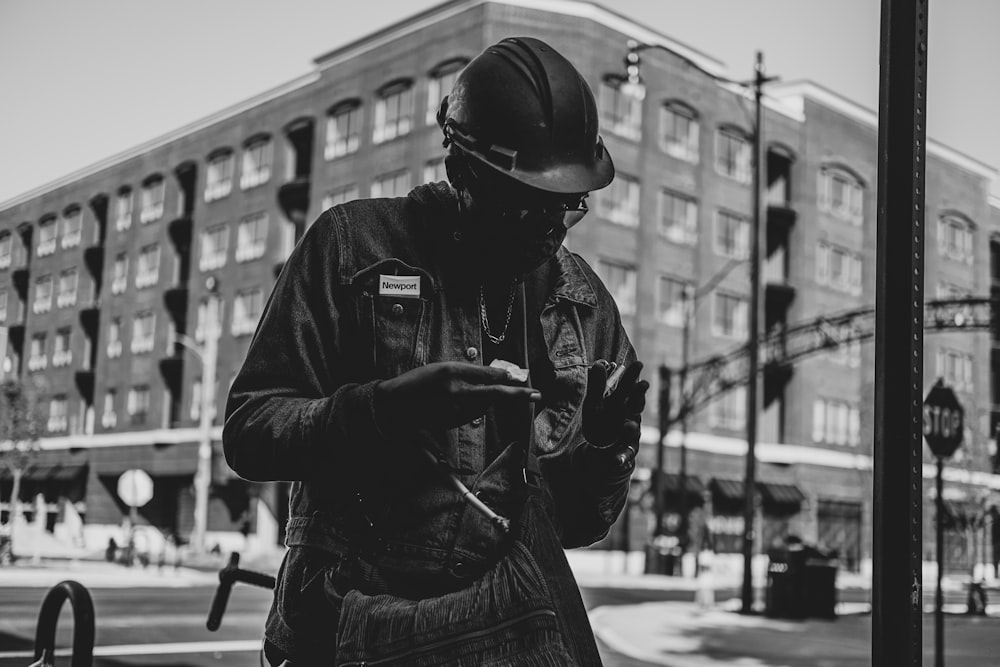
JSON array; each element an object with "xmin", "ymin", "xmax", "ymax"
[
  {"xmin": 770, "ymin": 80, "xmax": 998, "ymax": 181},
  {"xmin": 313, "ymin": 0, "xmax": 726, "ymax": 78}
]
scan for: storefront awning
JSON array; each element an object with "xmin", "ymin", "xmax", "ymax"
[
  {"xmin": 656, "ymin": 472, "xmax": 705, "ymax": 495},
  {"xmin": 90, "ymin": 442, "xmax": 200, "ymax": 477},
  {"xmin": 710, "ymin": 478, "xmax": 805, "ymax": 509}
]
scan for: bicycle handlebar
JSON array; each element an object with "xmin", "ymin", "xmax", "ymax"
[{"xmin": 206, "ymin": 552, "xmax": 277, "ymax": 632}]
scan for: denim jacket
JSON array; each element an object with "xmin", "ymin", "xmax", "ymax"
[{"xmin": 223, "ymin": 183, "xmax": 636, "ymax": 655}]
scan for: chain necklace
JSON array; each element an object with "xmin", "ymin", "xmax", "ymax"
[{"xmin": 480, "ymin": 281, "xmax": 517, "ymax": 345}]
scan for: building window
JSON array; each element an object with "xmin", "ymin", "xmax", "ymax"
[
  {"xmin": 597, "ymin": 259, "xmax": 637, "ymax": 316},
  {"xmin": 38, "ymin": 217, "xmax": 57, "ymax": 257},
  {"xmin": 373, "ymin": 80, "xmax": 413, "ymax": 144},
  {"xmin": 195, "ymin": 298, "xmax": 224, "ymax": 343},
  {"xmin": 56, "ymin": 268, "xmax": 78, "ymax": 308},
  {"xmin": 715, "ymin": 210, "xmax": 750, "ymax": 260},
  {"xmin": 599, "ymin": 77, "xmax": 641, "ymax": 141},
  {"xmin": 101, "ymin": 389, "xmax": 117, "ymax": 429},
  {"xmin": 111, "ymin": 253, "xmax": 128, "ymax": 295},
  {"xmin": 660, "ymin": 102, "xmax": 699, "ymax": 162},
  {"xmin": 709, "ymin": 386, "xmax": 746, "ymax": 430},
  {"xmin": 232, "ymin": 287, "xmax": 264, "ymax": 337},
  {"xmin": 715, "ymin": 127, "xmax": 751, "ymax": 183},
  {"xmin": 371, "ymin": 170, "xmax": 411, "ymax": 198},
  {"xmin": 422, "ymin": 157, "xmax": 448, "ymax": 185},
  {"xmin": 712, "ymin": 291, "xmax": 748, "ymax": 339},
  {"xmin": 0, "ymin": 290, "xmax": 6, "ymax": 323},
  {"xmin": 115, "ymin": 188, "xmax": 133, "ymax": 231},
  {"xmin": 597, "ymin": 174, "xmax": 640, "ymax": 227},
  {"xmin": 33, "ymin": 274, "xmax": 53, "ymax": 315},
  {"xmin": 131, "ymin": 311, "xmax": 156, "ymax": 355},
  {"xmin": 53, "ymin": 328, "xmax": 72, "ymax": 368},
  {"xmin": 28, "ymin": 333, "xmax": 47, "ymax": 372},
  {"xmin": 322, "ymin": 184, "xmax": 360, "ymax": 211},
  {"xmin": 816, "ymin": 241, "xmax": 862, "ymax": 295},
  {"xmin": 190, "ymin": 378, "xmax": 202, "ymax": 422},
  {"xmin": 426, "ymin": 59, "xmax": 467, "ymax": 125},
  {"xmin": 657, "ymin": 276, "xmax": 690, "ymax": 327},
  {"xmin": 240, "ymin": 136, "xmax": 273, "ymax": 190},
  {"xmin": 107, "ymin": 318, "xmax": 123, "ymax": 359},
  {"xmin": 200, "ymin": 224, "xmax": 229, "ymax": 271},
  {"xmin": 140, "ymin": 176, "xmax": 165, "ymax": 224},
  {"xmin": 0, "ymin": 233, "xmax": 11, "ymax": 269},
  {"xmin": 658, "ymin": 190, "xmax": 698, "ymax": 245},
  {"xmin": 937, "ymin": 215, "xmax": 974, "ymax": 264},
  {"xmin": 204, "ymin": 150, "xmax": 234, "ymax": 202},
  {"xmin": 236, "ymin": 213, "xmax": 268, "ymax": 263},
  {"xmin": 937, "ymin": 348, "xmax": 974, "ymax": 393},
  {"xmin": 61, "ymin": 208, "xmax": 82, "ymax": 249},
  {"xmin": 135, "ymin": 244, "xmax": 160, "ymax": 289},
  {"xmin": 127, "ymin": 385, "xmax": 151, "ymax": 425},
  {"xmin": 325, "ymin": 101, "xmax": 362, "ymax": 160},
  {"xmin": 47, "ymin": 395, "xmax": 68, "ymax": 433},
  {"xmin": 818, "ymin": 167, "xmax": 864, "ymax": 225},
  {"xmin": 812, "ymin": 399, "xmax": 860, "ymax": 447}
]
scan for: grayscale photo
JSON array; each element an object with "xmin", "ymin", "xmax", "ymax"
[{"xmin": 0, "ymin": 1, "xmax": 998, "ymax": 665}]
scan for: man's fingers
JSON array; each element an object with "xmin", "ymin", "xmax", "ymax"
[
  {"xmin": 584, "ymin": 362, "xmax": 608, "ymax": 409},
  {"xmin": 624, "ymin": 380, "xmax": 649, "ymax": 416}
]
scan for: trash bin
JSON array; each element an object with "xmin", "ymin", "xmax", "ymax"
[
  {"xmin": 766, "ymin": 541, "xmax": 839, "ymax": 620},
  {"xmin": 644, "ymin": 535, "xmax": 680, "ymax": 575}
]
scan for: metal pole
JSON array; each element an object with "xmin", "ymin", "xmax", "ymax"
[
  {"xmin": 740, "ymin": 51, "xmax": 765, "ymax": 615},
  {"xmin": 654, "ymin": 365, "xmax": 671, "ymax": 538},
  {"xmin": 873, "ymin": 0, "xmax": 927, "ymax": 663},
  {"xmin": 679, "ymin": 298, "xmax": 691, "ymax": 558},
  {"xmin": 936, "ymin": 456, "xmax": 945, "ymax": 667},
  {"xmin": 192, "ymin": 292, "xmax": 219, "ymax": 553}
]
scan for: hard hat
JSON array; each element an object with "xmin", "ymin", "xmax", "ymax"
[{"xmin": 439, "ymin": 37, "xmax": 614, "ymax": 195}]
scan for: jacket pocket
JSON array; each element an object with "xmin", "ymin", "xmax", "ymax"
[{"xmin": 351, "ymin": 258, "xmax": 434, "ymax": 378}]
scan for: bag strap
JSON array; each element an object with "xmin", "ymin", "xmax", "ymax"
[{"xmin": 517, "ymin": 282, "xmax": 543, "ymax": 489}]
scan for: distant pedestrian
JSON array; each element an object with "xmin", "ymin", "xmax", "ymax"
[{"xmin": 105, "ymin": 537, "xmax": 117, "ymax": 563}]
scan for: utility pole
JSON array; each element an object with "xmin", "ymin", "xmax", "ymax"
[
  {"xmin": 741, "ymin": 50, "xmax": 775, "ymax": 615},
  {"xmin": 191, "ymin": 277, "xmax": 220, "ymax": 553},
  {"xmin": 654, "ymin": 365, "xmax": 671, "ymax": 540}
]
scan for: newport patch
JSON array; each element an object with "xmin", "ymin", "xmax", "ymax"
[{"xmin": 379, "ymin": 274, "xmax": 421, "ymax": 298}]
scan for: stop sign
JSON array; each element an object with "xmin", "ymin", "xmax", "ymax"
[
  {"xmin": 117, "ymin": 469, "xmax": 154, "ymax": 508},
  {"xmin": 923, "ymin": 379, "xmax": 964, "ymax": 458}
]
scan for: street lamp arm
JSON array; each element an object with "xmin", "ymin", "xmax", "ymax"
[
  {"xmin": 626, "ymin": 40, "xmax": 751, "ymax": 88},
  {"xmin": 173, "ymin": 334, "xmax": 205, "ymax": 363},
  {"xmin": 691, "ymin": 257, "xmax": 748, "ymax": 305}
]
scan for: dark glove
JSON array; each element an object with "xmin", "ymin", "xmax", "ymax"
[
  {"xmin": 578, "ymin": 360, "xmax": 648, "ymax": 475},
  {"xmin": 373, "ymin": 361, "xmax": 540, "ymax": 439}
]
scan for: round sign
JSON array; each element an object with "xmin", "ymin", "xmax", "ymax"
[
  {"xmin": 923, "ymin": 379, "xmax": 964, "ymax": 459},
  {"xmin": 117, "ymin": 469, "xmax": 154, "ymax": 507}
]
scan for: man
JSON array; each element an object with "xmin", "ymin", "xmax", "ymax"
[{"xmin": 224, "ymin": 36, "xmax": 648, "ymax": 664}]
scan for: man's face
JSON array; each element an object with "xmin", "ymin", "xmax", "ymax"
[{"xmin": 458, "ymin": 159, "xmax": 588, "ymax": 277}]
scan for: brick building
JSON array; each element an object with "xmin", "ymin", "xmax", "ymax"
[{"xmin": 1, "ymin": 0, "xmax": 998, "ymax": 571}]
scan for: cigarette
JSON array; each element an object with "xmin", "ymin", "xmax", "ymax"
[{"xmin": 604, "ymin": 362, "xmax": 627, "ymax": 397}]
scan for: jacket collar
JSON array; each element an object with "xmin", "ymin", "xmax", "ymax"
[{"xmin": 551, "ymin": 247, "xmax": 598, "ymax": 309}]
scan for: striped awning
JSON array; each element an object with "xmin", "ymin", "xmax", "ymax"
[{"xmin": 710, "ymin": 478, "xmax": 805, "ymax": 509}]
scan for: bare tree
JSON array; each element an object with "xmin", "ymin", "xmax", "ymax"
[{"xmin": 0, "ymin": 377, "xmax": 44, "ymax": 556}]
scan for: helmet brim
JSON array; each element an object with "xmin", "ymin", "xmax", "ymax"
[{"xmin": 457, "ymin": 142, "xmax": 616, "ymax": 196}]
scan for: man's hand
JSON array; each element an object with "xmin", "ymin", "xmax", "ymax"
[
  {"xmin": 374, "ymin": 362, "xmax": 541, "ymax": 438},
  {"xmin": 580, "ymin": 361, "xmax": 648, "ymax": 472}
]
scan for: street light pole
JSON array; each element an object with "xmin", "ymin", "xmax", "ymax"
[
  {"xmin": 191, "ymin": 279, "xmax": 220, "ymax": 553},
  {"xmin": 741, "ymin": 51, "xmax": 769, "ymax": 615}
]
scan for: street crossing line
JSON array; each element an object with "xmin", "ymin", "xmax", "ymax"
[{"xmin": 0, "ymin": 639, "xmax": 262, "ymax": 659}]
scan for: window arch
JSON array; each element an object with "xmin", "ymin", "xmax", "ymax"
[
  {"xmin": 373, "ymin": 78, "xmax": 414, "ymax": 144},
  {"xmin": 240, "ymin": 134, "xmax": 273, "ymax": 190},
  {"xmin": 37, "ymin": 214, "xmax": 58, "ymax": 257},
  {"xmin": 598, "ymin": 74, "xmax": 641, "ymax": 141},
  {"xmin": 715, "ymin": 125, "xmax": 751, "ymax": 183},
  {"xmin": 937, "ymin": 211, "xmax": 975, "ymax": 265},
  {"xmin": 659, "ymin": 100, "xmax": 699, "ymax": 162},
  {"xmin": 326, "ymin": 98, "xmax": 362, "ymax": 160},
  {"xmin": 140, "ymin": 174, "xmax": 165, "ymax": 224},
  {"xmin": 205, "ymin": 148, "xmax": 234, "ymax": 202},
  {"xmin": 427, "ymin": 57, "xmax": 469, "ymax": 125},
  {"xmin": 818, "ymin": 163, "xmax": 865, "ymax": 224}
]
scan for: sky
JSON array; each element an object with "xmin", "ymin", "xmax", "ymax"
[{"xmin": 1, "ymin": 0, "xmax": 998, "ymax": 205}]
